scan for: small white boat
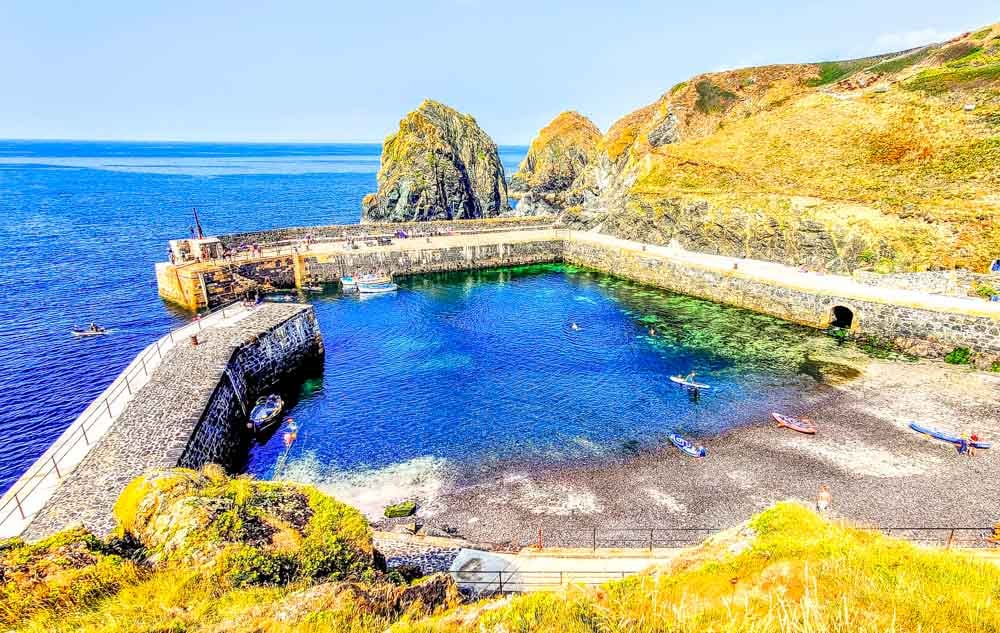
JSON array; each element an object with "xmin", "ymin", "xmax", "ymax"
[
  {"xmin": 357, "ymin": 280, "xmax": 398, "ymax": 294},
  {"xmin": 340, "ymin": 276, "xmax": 358, "ymax": 293},
  {"xmin": 72, "ymin": 326, "xmax": 109, "ymax": 338},
  {"xmin": 357, "ymin": 274, "xmax": 397, "ymax": 294},
  {"xmin": 669, "ymin": 375, "xmax": 712, "ymax": 390}
]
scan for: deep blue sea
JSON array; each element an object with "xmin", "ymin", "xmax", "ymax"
[
  {"xmin": 0, "ymin": 140, "xmax": 524, "ymax": 493},
  {"xmin": 0, "ymin": 140, "xmax": 843, "ymax": 504}
]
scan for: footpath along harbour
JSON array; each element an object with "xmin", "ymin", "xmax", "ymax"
[{"xmin": 5, "ymin": 216, "xmax": 998, "ymax": 547}]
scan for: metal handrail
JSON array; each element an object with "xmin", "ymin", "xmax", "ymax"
[
  {"xmin": 0, "ymin": 301, "xmax": 243, "ymax": 532},
  {"xmin": 526, "ymin": 525, "xmax": 998, "ymax": 551}
]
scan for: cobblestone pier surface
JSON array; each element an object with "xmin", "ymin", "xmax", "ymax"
[{"xmin": 22, "ymin": 303, "xmax": 322, "ymax": 540}]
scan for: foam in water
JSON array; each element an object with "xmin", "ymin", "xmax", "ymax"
[{"xmin": 276, "ymin": 452, "xmax": 450, "ymax": 519}]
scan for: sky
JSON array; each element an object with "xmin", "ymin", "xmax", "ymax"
[{"xmin": 0, "ymin": 1, "xmax": 996, "ymax": 144}]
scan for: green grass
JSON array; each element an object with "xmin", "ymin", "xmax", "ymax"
[
  {"xmin": 694, "ymin": 80, "xmax": 737, "ymax": 114},
  {"xmin": 394, "ymin": 503, "xmax": 1000, "ymax": 632},
  {"xmin": 870, "ymin": 48, "xmax": 931, "ymax": 74},
  {"xmin": 906, "ymin": 62, "xmax": 1000, "ymax": 93},
  {"xmin": 805, "ymin": 59, "xmax": 874, "ymax": 86},
  {"xmin": 972, "ymin": 27, "xmax": 994, "ymax": 40},
  {"xmin": 944, "ymin": 346, "xmax": 973, "ymax": 364}
]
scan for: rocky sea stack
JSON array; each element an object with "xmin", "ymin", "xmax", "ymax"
[
  {"xmin": 509, "ymin": 111, "xmax": 601, "ymax": 215},
  {"xmin": 362, "ymin": 99, "xmax": 510, "ymax": 222}
]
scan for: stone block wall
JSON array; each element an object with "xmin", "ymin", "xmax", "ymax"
[
  {"xmin": 23, "ymin": 304, "xmax": 323, "ymax": 539},
  {"xmin": 563, "ymin": 238, "xmax": 1000, "ymax": 364},
  {"xmin": 180, "ymin": 307, "xmax": 324, "ymax": 469},
  {"xmin": 218, "ymin": 216, "xmax": 554, "ymax": 248},
  {"xmin": 853, "ymin": 270, "xmax": 1000, "ymax": 298}
]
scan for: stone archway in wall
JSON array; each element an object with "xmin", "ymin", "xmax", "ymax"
[{"xmin": 830, "ymin": 305, "xmax": 856, "ymax": 329}]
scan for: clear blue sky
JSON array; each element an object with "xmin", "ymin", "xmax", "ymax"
[{"xmin": 0, "ymin": 1, "xmax": 995, "ymax": 144}]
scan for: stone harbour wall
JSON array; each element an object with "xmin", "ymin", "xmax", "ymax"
[
  {"xmin": 564, "ymin": 235, "xmax": 1000, "ymax": 364},
  {"xmin": 299, "ymin": 238, "xmax": 564, "ymax": 284},
  {"xmin": 853, "ymin": 269, "xmax": 1000, "ymax": 298},
  {"xmin": 218, "ymin": 216, "xmax": 554, "ymax": 248},
  {"xmin": 23, "ymin": 304, "xmax": 323, "ymax": 540}
]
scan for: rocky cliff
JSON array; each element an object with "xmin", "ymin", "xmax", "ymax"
[
  {"xmin": 509, "ymin": 111, "xmax": 601, "ymax": 215},
  {"xmin": 522, "ymin": 24, "xmax": 1000, "ymax": 273},
  {"xmin": 362, "ymin": 99, "xmax": 510, "ymax": 222}
]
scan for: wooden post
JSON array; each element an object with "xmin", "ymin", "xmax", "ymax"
[
  {"xmin": 946, "ymin": 528, "xmax": 956, "ymax": 549},
  {"xmin": 498, "ymin": 570, "xmax": 504, "ymax": 594}
]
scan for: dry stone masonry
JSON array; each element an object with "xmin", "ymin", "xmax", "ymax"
[{"xmin": 23, "ymin": 304, "xmax": 322, "ymax": 539}]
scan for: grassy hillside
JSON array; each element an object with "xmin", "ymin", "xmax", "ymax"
[
  {"xmin": 394, "ymin": 503, "xmax": 1000, "ymax": 633},
  {"xmin": 3, "ymin": 469, "xmax": 997, "ymax": 632},
  {"xmin": 549, "ymin": 23, "xmax": 1000, "ymax": 272}
]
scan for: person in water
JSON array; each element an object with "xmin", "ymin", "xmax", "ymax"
[
  {"xmin": 89, "ymin": 322, "xmax": 101, "ymax": 332},
  {"xmin": 571, "ymin": 322, "xmax": 580, "ymax": 331},
  {"xmin": 685, "ymin": 371, "xmax": 697, "ymax": 382}
]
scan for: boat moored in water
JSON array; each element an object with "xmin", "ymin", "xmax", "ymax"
[
  {"xmin": 72, "ymin": 325, "xmax": 109, "ymax": 338},
  {"xmin": 340, "ymin": 275, "xmax": 358, "ymax": 293},
  {"xmin": 357, "ymin": 274, "xmax": 398, "ymax": 294},
  {"xmin": 669, "ymin": 375, "xmax": 711, "ymax": 390},
  {"xmin": 250, "ymin": 394, "xmax": 284, "ymax": 433}
]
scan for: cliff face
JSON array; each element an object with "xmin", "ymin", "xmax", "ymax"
[
  {"xmin": 509, "ymin": 111, "xmax": 601, "ymax": 215},
  {"xmin": 531, "ymin": 24, "xmax": 1000, "ymax": 273},
  {"xmin": 362, "ymin": 99, "xmax": 510, "ymax": 222}
]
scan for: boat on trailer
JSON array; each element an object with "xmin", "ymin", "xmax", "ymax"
[{"xmin": 250, "ymin": 394, "xmax": 284, "ymax": 433}]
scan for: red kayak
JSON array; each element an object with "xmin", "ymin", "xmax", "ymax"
[{"xmin": 772, "ymin": 412, "xmax": 817, "ymax": 435}]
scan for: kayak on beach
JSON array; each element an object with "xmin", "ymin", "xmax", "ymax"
[
  {"xmin": 668, "ymin": 433, "xmax": 707, "ymax": 458},
  {"xmin": 669, "ymin": 376, "xmax": 712, "ymax": 390},
  {"xmin": 772, "ymin": 412, "xmax": 817, "ymax": 435},
  {"xmin": 909, "ymin": 421, "xmax": 992, "ymax": 449}
]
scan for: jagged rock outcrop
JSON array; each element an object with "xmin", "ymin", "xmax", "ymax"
[
  {"xmin": 509, "ymin": 111, "xmax": 601, "ymax": 215},
  {"xmin": 533, "ymin": 23, "xmax": 1000, "ymax": 273},
  {"xmin": 362, "ymin": 99, "xmax": 510, "ymax": 222}
]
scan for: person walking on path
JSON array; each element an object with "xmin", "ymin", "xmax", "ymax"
[{"xmin": 816, "ymin": 485, "xmax": 832, "ymax": 514}]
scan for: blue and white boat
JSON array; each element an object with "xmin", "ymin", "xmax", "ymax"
[
  {"xmin": 250, "ymin": 394, "xmax": 284, "ymax": 433},
  {"xmin": 909, "ymin": 421, "xmax": 991, "ymax": 449},
  {"xmin": 357, "ymin": 275, "xmax": 398, "ymax": 294},
  {"xmin": 340, "ymin": 275, "xmax": 358, "ymax": 293},
  {"xmin": 668, "ymin": 433, "xmax": 707, "ymax": 458}
]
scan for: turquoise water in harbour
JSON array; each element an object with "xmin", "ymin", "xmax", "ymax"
[
  {"xmin": 0, "ymin": 141, "xmax": 525, "ymax": 493},
  {"xmin": 0, "ymin": 140, "xmax": 844, "ymax": 500},
  {"xmin": 244, "ymin": 264, "xmax": 845, "ymax": 482}
]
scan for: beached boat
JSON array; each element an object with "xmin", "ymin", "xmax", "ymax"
[
  {"xmin": 668, "ymin": 433, "xmax": 707, "ymax": 458},
  {"xmin": 669, "ymin": 375, "xmax": 711, "ymax": 390},
  {"xmin": 772, "ymin": 412, "xmax": 817, "ymax": 435},
  {"xmin": 250, "ymin": 394, "xmax": 284, "ymax": 433},
  {"xmin": 909, "ymin": 421, "xmax": 991, "ymax": 449}
]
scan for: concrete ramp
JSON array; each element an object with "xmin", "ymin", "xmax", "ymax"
[{"xmin": 449, "ymin": 547, "xmax": 682, "ymax": 594}]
